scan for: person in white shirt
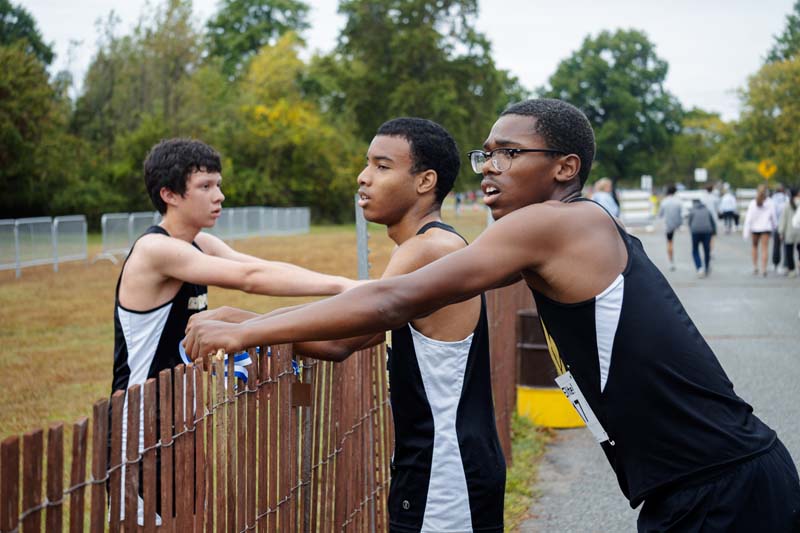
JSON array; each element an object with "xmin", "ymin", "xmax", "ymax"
[
  {"xmin": 743, "ymin": 184, "xmax": 778, "ymax": 276},
  {"xmin": 591, "ymin": 177, "xmax": 619, "ymax": 217},
  {"xmin": 771, "ymin": 184, "xmax": 788, "ymax": 273},
  {"xmin": 778, "ymin": 188, "xmax": 800, "ymax": 277},
  {"xmin": 718, "ymin": 186, "xmax": 739, "ymax": 233}
]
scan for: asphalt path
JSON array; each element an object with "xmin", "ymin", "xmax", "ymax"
[{"xmin": 519, "ymin": 224, "xmax": 800, "ymax": 532}]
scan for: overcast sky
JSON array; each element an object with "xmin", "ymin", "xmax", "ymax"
[{"xmin": 24, "ymin": 0, "xmax": 796, "ymax": 120}]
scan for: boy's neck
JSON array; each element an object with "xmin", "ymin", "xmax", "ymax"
[
  {"xmin": 159, "ymin": 213, "xmax": 201, "ymax": 243},
  {"xmin": 387, "ymin": 204, "xmax": 443, "ymax": 246}
]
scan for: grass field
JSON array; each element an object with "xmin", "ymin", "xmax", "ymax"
[{"xmin": 0, "ymin": 204, "xmax": 549, "ymax": 529}]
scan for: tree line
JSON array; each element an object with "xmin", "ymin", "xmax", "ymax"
[{"xmin": 2, "ymin": 0, "xmax": 799, "ymax": 224}]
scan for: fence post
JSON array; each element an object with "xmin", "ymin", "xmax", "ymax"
[
  {"xmin": 22, "ymin": 429, "xmax": 44, "ymax": 532},
  {"xmin": 1, "ymin": 436, "xmax": 20, "ymax": 533},
  {"xmin": 13, "ymin": 222, "xmax": 20, "ymax": 278},
  {"xmin": 52, "ymin": 218, "xmax": 59, "ymax": 273},
  {"xmin": 355, "ymin": 194, "xmax": 370, "ymax": 280},
  {"xmin": 69, "ymin": 417, "xmax": 88, "ymax": 533},
  {"xmin": 127, "ymin": 214, "xmax": 135, "ymax": 251},
  {"xmin": 108, "ymin": 391, "xmax": 124, "ymax": 533},
  {"xmin": 45, "ymin": 423, "xmax": 64, "ymax": 532},
  {"xmin": 90, "ymin": 400, "xmax": 109, "ymax": 533},
  {"xmin": 124, "ymin": 385, "xmax": 141, "ymax": 533}
]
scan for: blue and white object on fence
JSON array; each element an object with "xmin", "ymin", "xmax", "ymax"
[{"xmin": 179, "ymin": 340, "xmax": 264, "ymax": 385}]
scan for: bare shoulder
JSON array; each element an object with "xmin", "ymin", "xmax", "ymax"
[
  {"xmin": 127, "ymin": 232, "xmax": 174, "ymax": 263},
  {"xmin": 383, "ymin": 228, "xmax": 465, "ymax": 277},
  {"xmin": 483, "ymin": 201, "xmax": 588, "ymax": 249},
  {"xmin": 193, "ymin": 231, "xmax": 226, "ymax": 255},
  {"xmin": 130, "ymin": 231, "xmax": 205, "ymax": 271}
]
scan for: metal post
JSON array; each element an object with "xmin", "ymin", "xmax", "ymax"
[
  {"xmin": 127, "ymin": 213, "xmax": 135, "ymax": 250},
  {"xmin": 355, "ymin": 194, "xmax": 370, "ymax": 280},
  {"xmin": 82, "ymin": 217, "xmax": 89, "ymax": 265},
  {"xmin": 52, "ymin": 218, "xmax": 59, "ymax": 272},
  {"xmin": 14, "ymin": 221, "xmax": 20, "ymax": 278}
]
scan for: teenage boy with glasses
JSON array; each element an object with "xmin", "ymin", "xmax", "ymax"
[{"xmin": 186, "ymin": 100, "xmax": 799, "ymax": 532}]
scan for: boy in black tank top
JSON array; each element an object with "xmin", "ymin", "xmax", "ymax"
[
  {"xmin": 187, "ymin": 101, "xmax": 799, "ymax": 531},
  {"xmin": 112, "ymin": 139, "xmax": 361, "ymax": 523},
  {"xmin": 188, "ymin": 119, "xmax": 505, "ymax": 532}
]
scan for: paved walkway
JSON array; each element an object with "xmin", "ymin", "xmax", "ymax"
[{"xmin": 519, "ymin": 225, "xmax": 800, "ymax": 532}]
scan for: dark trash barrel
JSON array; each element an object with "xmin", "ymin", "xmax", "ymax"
[{"xmin": 516, "ymin": 309, "xmax": 584, "ymax": 428}]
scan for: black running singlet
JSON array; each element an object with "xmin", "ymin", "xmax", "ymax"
[
  {"xmin": 531, "ymin": 199, "xmax": 775, "ymax": 507},
  {"xmin": 110, "ymin": 226, "xmax": 208, "ymax": 464},
  {"xmin": 112, "ymin": 225, "xmax": 208, "ymax": 396},
  {"xmin": 387, "ymin": 221, "xmax": 505, "ymax": 532}
]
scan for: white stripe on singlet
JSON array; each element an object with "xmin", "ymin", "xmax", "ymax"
[{"xmin": 409, "ymin": 324, "xmax": 474, "ymax": 532}]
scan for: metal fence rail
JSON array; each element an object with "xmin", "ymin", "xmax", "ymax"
[
  {"xmin": 0, "ymin": 216, "xmax": 88, "ymax": 277},
  {"xmin": 206, "ymin": 207, "xmax": 311, "ymax": 241},
  {"xmin": 52, "ymin": 216, "xmax": 89, "ymax": 272},
  {"xmin": 96, "ymin": 207, "xmax": 310, "ymax": 263}
]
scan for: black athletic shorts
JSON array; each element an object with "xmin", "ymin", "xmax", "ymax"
[
  {"xmin": 666, "ymin": 231, "xmax": 675, "ymax": 242},
  {"xmin": 637, "ymin": 439, "xmax": 800, "ymax": 532}
]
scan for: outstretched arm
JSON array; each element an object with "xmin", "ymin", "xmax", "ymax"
[
  {"xmin": 184, "ymin": 205, "xmax": 547, "ymax": 360},
  {"xmin": 187, "ymin": 302, "xmax": 383, "ymax": 361},
  {"xmin": 142, "ymin": 232, "xmax": 359, "ymax": 296}
]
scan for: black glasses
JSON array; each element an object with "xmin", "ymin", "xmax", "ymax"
[{"xmin": 467, "ymin": 148, "xmax": 566, "ymax": 174}]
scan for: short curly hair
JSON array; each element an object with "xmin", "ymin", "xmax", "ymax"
[
  {"xmin": 375, "ymin": 118, "xmax": 460, "ymax": 204},
  {"xmin": 501, "ymin": 99, "xmax": 595, "ymax": 186},
  {"xmin": 143, "ymin": 139, "xmax": 222, "ymax": 214}
]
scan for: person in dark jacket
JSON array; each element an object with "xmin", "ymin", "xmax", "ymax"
[{"xmin": 688, "ymin": 198, "xmax": 716, "ymax": 277}]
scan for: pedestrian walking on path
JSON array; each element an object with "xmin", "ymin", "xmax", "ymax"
[
  {"xmin": 688, "ymin": 198, "xmax": 716, "ymax": 277},
  {"xmin": 743, "ymin": 184, "xmax": 777, "ymax": 276},
  {"xmin": 778, "ymin": 188, "xmax": 800, "ymax": 277},
  {"xmin": 658, "ymin": 184, "xmax": 682, "ymax": 271},
  {"xmin": 772, "ymin": 184, "xmax": 789, "ymax": 273},
  {"xmin": 719, "ymin": 186, "xmax": 739, "ymax": 233}
]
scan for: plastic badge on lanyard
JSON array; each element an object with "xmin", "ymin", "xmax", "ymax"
[{"xmin": 555, "ymin": 371, "xmax": 612, "ymax": 445}]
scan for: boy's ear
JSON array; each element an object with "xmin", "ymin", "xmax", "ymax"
[
  {"xmin": 416, "ymin": 169, "xmax": 438, "ymax": 196},
  {"xmin": 554, "ymin": 154, "xmax": 581, "ymax": 184},
  {"xmin": 160, "ymin": 187, "xmax": 181, "ymax": 208}
]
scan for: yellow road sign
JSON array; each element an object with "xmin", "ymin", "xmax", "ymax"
[{"xmin": 758, "ymin": 159, "xmax": 777, "ymax": 179}]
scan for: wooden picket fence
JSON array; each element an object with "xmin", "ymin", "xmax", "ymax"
[{"xmin": 0, "ymin": 283, "xmax": 532, "ymax": 532}]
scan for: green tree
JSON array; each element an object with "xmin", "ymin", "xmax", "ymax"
[
  {"xmin": 71, "ymin": 0, "xmax": 206, "ymax": 214},
  {"xmin": 206, "ymin": 0, "xmax": 310, "ymax": 77},
  {"xmin": 766, "ymin": 0, "xmax": 800, "ymax": 63},
  {"xmin": 656, "ymin": 108, "xmax": 725, "ymax": 186},
  {"xmin": 307, "ymin": 0, "xmax": 524, "ymax": 188},
  {"xmin": 228, "ymin": 33, "xmax": 364, "ymax": 221},
  {"xmin": 0, "ymin": 42, "xmax": 58, "ymax": 215},
  {"xmin": 0, "ymin": 0, "xmax": 53, "ymax": 65},
  {"xmin": 736, "ymin": 55, "xmax": 800, "ymax": 185},
  {"xmin": 541, "ymin": 29, "xmax": 683, "ymax": 185}
]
